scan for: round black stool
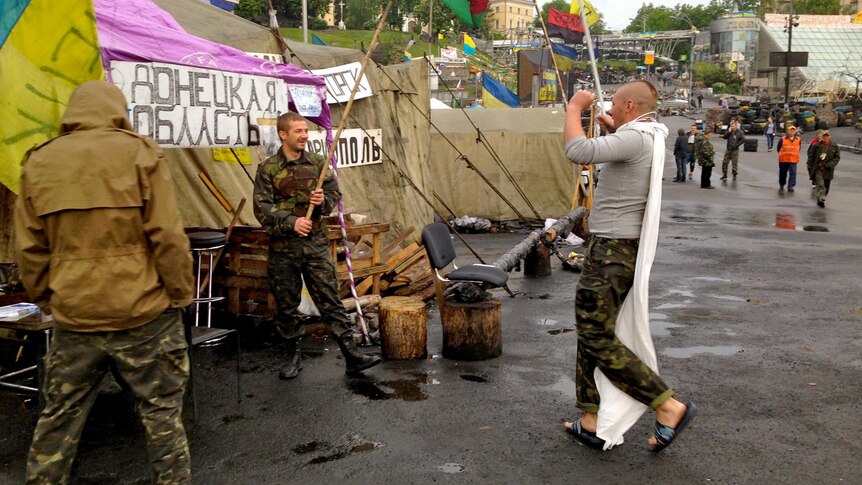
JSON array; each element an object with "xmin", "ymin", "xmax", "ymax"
[{"xmin": 189, "ymin": 231, "xmax": 227, "ymax": 328}]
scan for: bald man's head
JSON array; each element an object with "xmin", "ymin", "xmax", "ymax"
[{"xmin": 608, "ymin": 81, "xmax": 658, "ymax": 126}]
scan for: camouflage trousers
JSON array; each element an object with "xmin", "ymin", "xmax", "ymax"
[
  {"xmin": 268, "ymin": 231, "xmax": 352, "ymax": 341},
  {"xmin": 574, "ymin": 237, "xmax": 673, "ymax": 413},
  {"xmin": 814, "ymin": 173, "xmax": 832, "ymax": 202},
  {"xmin": 721, "ymin": 149, "xmax": 739, "ymax": 176},
  {"xmin": 26, "ymin": 309, "xmax": 190, "ymax": 485}
]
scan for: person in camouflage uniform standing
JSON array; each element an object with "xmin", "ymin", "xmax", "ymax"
[
  {"xmin": 695, "ymin": 129, "xmax": 716, "ymax": 189},
  {"xmin": 253, "ymin": 112, "xmax": 381, "ymax": 379},
  {"xmin": 720, "ymin": 120, "xmax": 745, "ymax": 180},
  {"xmin": 811, "ymin": 131, "xmax": 840, "ymax": 208},
  {"xmin": 15, "ymin": 81, "xmax": 193, "ymax": 484},
  {"xmin": 562, "ymin": 82, "xmax": 695, "ymax": 452}
]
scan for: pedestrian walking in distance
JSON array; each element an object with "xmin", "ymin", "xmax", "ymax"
[
  {"xmin": 811, "ymin": 131, "xmax": 840, "ymax": 208},
  {"xmin": 776, "ymin": 125, "xmax": 801, "ymax": 192}
]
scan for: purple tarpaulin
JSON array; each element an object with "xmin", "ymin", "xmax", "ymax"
[{"xmin": 94, "ymin": 0, "xmax": 331, "ymax": 132}]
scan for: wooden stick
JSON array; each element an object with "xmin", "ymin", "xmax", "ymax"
[{"xmin": 305, "ymin": 0, "xmax": 393, "ymax": 219}]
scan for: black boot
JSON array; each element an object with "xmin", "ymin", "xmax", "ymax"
[
  {"xmin": 279, "ymin": 338, "xmax": 303, "ymax": 380},
  {"xmin": 334, "ymin": 334, "xmax": 381, "ymax": 374}
]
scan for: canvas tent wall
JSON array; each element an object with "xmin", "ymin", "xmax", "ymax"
[
  {"xmin": 138, "ymin": 0, "xmax": 435, "ymax": 245},
  {"xmin": 428, "ymin": 107, "xmax": 576, "ymax": 221},
  {"xmin": 0, "ymin": 0, "xmax": 434, "ymax": 261}
]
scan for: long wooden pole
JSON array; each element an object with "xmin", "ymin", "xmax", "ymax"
[{"xmin": 305, "ymin": 0, "xmax": 393, "ymax": 219}]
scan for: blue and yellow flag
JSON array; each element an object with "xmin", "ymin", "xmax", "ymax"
[
  {"xmin": 1, "ymin": 0, "xmax": 103, "ymax": 193},
  {"xmin": 481, "ymin": 72, "xmax": 519, "ymax": 108},
  {"xmin": 463, "ymin": 33, "xmax": 476, "ymax": 55},
  {"xmin": 404, "ymin": 50, "xmax": 412, "ymax": 62},
  {"xmin": 550, "ymin": 42, "xmax": 578, "ymax": 71}
]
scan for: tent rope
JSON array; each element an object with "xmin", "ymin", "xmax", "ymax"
[
  {"xmin": 277, "ymin": 46, "xmax": 517, "ymax": 298},
  {"xmin": 425, "ymin": 58, "xmax": 543, "ymax": 221}
]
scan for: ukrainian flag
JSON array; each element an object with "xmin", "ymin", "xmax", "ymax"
[
  {"xmin": 311, "ymin": 32, "xmax": 328, "ymax": 46},
  {"xmin": 404, "ymin": 50, "xmax": 412, "ymax": 62},
  {"xmin": 550, "ymin": 42, "xmax": 578, "ymax": 72},
  {"xmin": 482, "ymin": 72, "xmax": 519, "ymax": 108},
  {"xmin": 1, "ymin": 0, "xmax": 103, "ymax": 193},
  {"xmin": 463, "ymin": 33, "xmax": 476, "ymax": 55}
]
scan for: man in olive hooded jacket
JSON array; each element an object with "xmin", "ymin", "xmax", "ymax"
[{"xmin": 15, "ymin": 80, "xmax": 194, "ymax": 484}]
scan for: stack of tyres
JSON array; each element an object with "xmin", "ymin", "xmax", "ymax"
[{"xmin": 801, "ymin": 112, "xmax": 816, "ymax": 132}]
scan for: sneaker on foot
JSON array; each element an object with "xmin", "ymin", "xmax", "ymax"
[
  {"xmin": 788, "ymin": 187, "xmax": 794, "ymax": 192},
  {"xmin": 817, "ymin": 200, "xmax": 825, "ymax": 208}
]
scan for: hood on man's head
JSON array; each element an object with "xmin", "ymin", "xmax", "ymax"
[{"xmin": 59, "ymin": 80, "xmax": 133, "ymax": 135}]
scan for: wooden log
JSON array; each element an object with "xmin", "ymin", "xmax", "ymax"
[
  {"xmin": 440, "ymin": 298, "xmax": 502, "ymax": 361},
  {"xmin": 379, "ymin": 296, "xmax": 427, "ymax": 360},
  {"xmin": 524, "ymin": 243, "xmax": 552, "ymax": 277},
  {"xmin": 384, "ymin": 242, "xmax": 420, "ymax": 273},
  {"xmin": 381, "ymin": 226, "xmax": 415, "ymax": 259},
  {"xmin": 341, "ymin": 294, "xmax": 381, "ymax": 312}
]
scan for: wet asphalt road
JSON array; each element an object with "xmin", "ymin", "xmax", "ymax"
[{"xmin": 1, "ymin": 115, "xmax": 861, "ymax": 484}]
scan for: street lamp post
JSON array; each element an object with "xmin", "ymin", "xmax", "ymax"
[
  {"xmin": 673, "ymin": 11, "xmax": 697, "ymax": 108},
  {"xmin": 784, "ymin": 0, "xmax": 798, "ymax": 112}
]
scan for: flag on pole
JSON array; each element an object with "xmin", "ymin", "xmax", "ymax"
[
  {"xmin": 481, "ymin": 72, "xmax": 519, "ymax": 108},
  {"xmin": 438, "ymin": 32, "xmax": 444, "ymax": 40},
  {"xmin": 463, "ymin": 33, "xmax": 476, "ymax": 55},
  {"xmin": 550, "ymin": 42, "xmax": 579, "ymax": 71},
  {"xmin": 455, "ymin": 79, "xmax": 462, "ymax": 90},
  {"xmin": 442, "ymin": 0, "xmax": 489, "ymax": 29},
  {"xmin": 311, "ymin": 32, "xmax": 328, "ymax": 45},
  {"xmin": 1, "ymin": 0, "xmax": 104, "ymax": 193},
  {"xmin": 547, "ymin": 8, "xmax": 585, "ymax": 44},
  {"xmin": 404, "ymin": 50, "xmax": 413, "ymax": 62},
  {"xmin": 569, "ymin": 0, "xmax": 599, "ymax": 27},
  {"xmin": 644, "ymin": 50, "xmax": 655, "ymax": 65}
]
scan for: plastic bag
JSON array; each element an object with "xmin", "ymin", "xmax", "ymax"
[{"xmin": 297, "ymin": 275, "xmax": 320, "ymax": 317}]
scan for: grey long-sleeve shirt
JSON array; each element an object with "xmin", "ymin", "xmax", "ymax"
[{"xmin": 565, "ymin": 129, "xmax": 654, "ymax": 239}]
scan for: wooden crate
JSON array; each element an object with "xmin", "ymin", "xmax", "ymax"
[{"xmin": 215, "ymin": 223, "xmax": 389, "ymax": 317}]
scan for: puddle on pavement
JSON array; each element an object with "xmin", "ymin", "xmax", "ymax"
[
  {"xmin": 662, "ymin": 345, "xmax": 742, "ymax": 358},
  {"xmin": 650, "ymin": 320, "xmax": 683, "ymax": 337},
  {"xmin": 667, "ymin": 289, "xmax": 695, "ymax": 298},
  {"xmin": 293, "ymin": 441, "xmax": 326, "ymax": 454},
  {"xmin": 709, "ymin": 294, "xmax": 747, "ymax": 302},
  {"xmin": 346, "ymin": 373, "xmax": 434, "ymax": 401},
  {"xmin": 550, "ymin": 374, "xmax": 577, "ymax": 398},
  {"xmin": 547, "ymin": 328, "xmax": 574, "ymax": 335},
  {"xmin": 655, "ymin": 303, "xmax": 687, "ymax": 310},
  {"xmin": 535, "ymin": 318, "xmax": 560, "ymax": 326},
  {"xmin": 650, "ymin": 312, "xmax": 668, "ymax": 320},
  {"xmin": 690, "ymin": 276, "xmax": 731, "ymax": 282},
  {"xmin": 437, "ymin": 463, "xmax": 466, "ymax": 474},
  {"xmin": 460, "ymin": 374, "xmax": 488, "ymax": 383},
  {"xmin": 304, "ymin": 441, "xmax": 381, "ymax": 465},
  {"xmin": 774, "ymin": 212, "xmax": 830, "ymax": 232}
]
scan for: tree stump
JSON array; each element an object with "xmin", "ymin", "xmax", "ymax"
[
  {"xmin": 379, "ymin": 296, "xmax": 427, "ymax": 360},
  {"xmin": 524, "ymin": 243, "xmax": 551, "ymax": 277},
  {"xmin": 440, "ymin": 299, "xmax": 502, "ymax": 360}
]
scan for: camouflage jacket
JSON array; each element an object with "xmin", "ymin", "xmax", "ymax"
[
  {"xmin": 694, "ymin": 133, "xmax": 715, "ymax": 167},
  {"xmin": 812, "ymin": 143, "xmax": 840, "ymax": 180},
  {"xmin": 253, "ymin": 149, "xmax": 340, "ymax": 240}
]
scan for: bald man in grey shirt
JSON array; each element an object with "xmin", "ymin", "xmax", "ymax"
[{"xmin": 561, "ymin": 81, "xmax": 695, "ymax": 453}]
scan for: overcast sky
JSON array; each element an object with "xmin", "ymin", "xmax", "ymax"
[{"xmin": 540, "ymin": 0, "xmax": 713, "ymax": 32}]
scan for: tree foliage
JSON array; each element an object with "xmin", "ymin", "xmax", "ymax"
[
  {"xmin": 532, "ymin": 0, "xmax": 608, "ymax": 34},
  {"xmin": 413, "ymin": 0, "xmax": 463, "ymax": 35},
  {"xmin": 235, "ymin": 0, "xmax": 331, "ymax": 27}
]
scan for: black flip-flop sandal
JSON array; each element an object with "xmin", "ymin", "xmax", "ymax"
[
  {"xmin": 649, "ymin": 402, "xmax": 699, "ymax": 453},
  {"xmin": 564, "ymin": 419, "xmax": 606, "ymax": 450}
]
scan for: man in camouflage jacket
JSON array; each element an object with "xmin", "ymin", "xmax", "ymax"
[
  {"xmin": 695, "ymin": 129, "xmax": 716, "ymax": 189},
  {"xmin": 253, "ymin": 112, "xmax": 380, "ymax": 379},
  {"xmin": 811, "ymin": 131, "xmax": 840, "ymax": 208}
]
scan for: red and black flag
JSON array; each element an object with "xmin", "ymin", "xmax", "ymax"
[{"xmin": 547, "ymin": 8, "xmax": 585, "ymax": 44}]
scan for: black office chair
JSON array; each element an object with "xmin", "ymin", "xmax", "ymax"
[
  {"xmin": 186, "ymin": 231, "xmax": 241, "ymax": 422},
  {"xmin": 421, "ymin": 223, "xmax": 509, "ymax": 289}
]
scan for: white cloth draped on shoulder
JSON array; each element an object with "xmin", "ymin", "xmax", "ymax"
[{"xmin": 594, "ymin": 119, "xmax": 668, "ymax": 450}]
